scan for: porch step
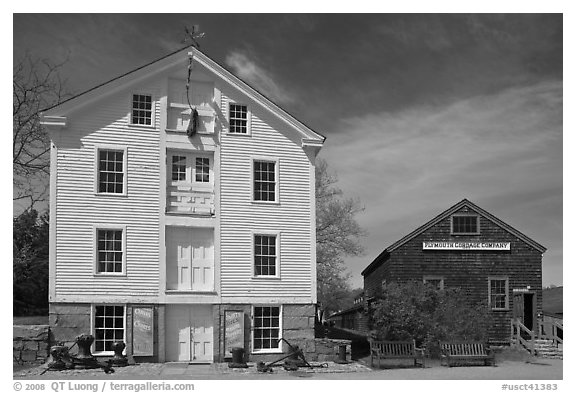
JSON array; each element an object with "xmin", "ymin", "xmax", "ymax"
[{"xmin": 532, "ymin": 340, "xmax": 563, "ymax": 359}]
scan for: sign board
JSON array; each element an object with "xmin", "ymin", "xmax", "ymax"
[
  {"xmin": 224, "ymin": 310, "xmax": 244, "ymax": 357},
  {"xmin": 132, "ymin": 307, "xmax": 154, "ymax": 356},
  {"xmin": 422, "ymin": 241, "xmax": 510, "ymax": 251}
]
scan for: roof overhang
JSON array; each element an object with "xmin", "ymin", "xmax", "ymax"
[
  {"xmin": 39, "ymin": 115, "xmax": 67, "ymax": 129},
  {"xmin": 41, "ymin": 46, "xmax": 325, "ymax": 149}
]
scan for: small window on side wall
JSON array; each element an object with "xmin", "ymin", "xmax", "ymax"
[
  {"xmin": 489, "ymin": 277, "xmax": 509, "ymax": 310},
  {"xmin": 229, "ymin": 103, "xmax": 248, "ymax": 134},
  {"xmin": 97, "ymin": 148, "xmax": 126, "ymax": 195},
  {"xmin": 423, "ymin": 276, "xmax": 445, "ymax": 290},
  {"xmin": 253, "ymin": 306, "xmax": 281, "ymax": 352},
  {"xmin": 94, "ymin": 305, "xmax": 125, "ymax": 353},
  {"xmin": 451, "ymin": 215, "xmax": 479, "ymax": 235},
  {"xmin": 253, "ymin": 160, "xmax": 277, "ymax": 202},
  {"xmin": 131, "ymin": 94, "xmax": 152, "ymax": 126},
  {"xmin": 96, "ymin": 228, "xmax": 124, "ymax": 274}
]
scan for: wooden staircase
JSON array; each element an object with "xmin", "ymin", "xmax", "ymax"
[{"xmin": 511, "ymin": 319, "xmax": 563, "ymax": 359}]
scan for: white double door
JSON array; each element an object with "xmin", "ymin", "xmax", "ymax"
[
  {"xmin": 166, "ymin": 305, "xmax": 213, "ymax": 363},
  {"xmin": 166, "ymin": 227, "xmax": 214, "ymax": 292}
]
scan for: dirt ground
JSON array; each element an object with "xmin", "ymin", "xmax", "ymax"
[{"xmin": 14, "ymin": 356, "xmax": 562, "ymax": 380}]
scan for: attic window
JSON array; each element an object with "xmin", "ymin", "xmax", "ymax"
[
  {"xmin": 229, "ymin": 103, "xmax": 248, "ymax": 134},
  {"xmin": 451, "ymin": 215, "xmax": 479, "ymax": 235},
  {"xmin": 131, "ymin": 94, "xmax": 152, "ymax": 126}
]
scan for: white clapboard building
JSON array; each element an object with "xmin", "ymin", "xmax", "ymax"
[{"xmin": 40, "ymin": 46, "xmax": 325, "ymax": 363}]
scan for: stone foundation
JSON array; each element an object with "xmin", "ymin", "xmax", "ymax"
[
  {"xmin": 13, "ymin": 325, "xmax": 51, "ymax": 365},
  {"xmin": 49, "ymin": 303, "xmax": 92, "ymax": 348},
  {"xmin": 313, "ymin": 338, "xmax": 352, "ymax": 362},
  {"xmin": 215, "ymin": 304, "xmax": 316, "ymax": 363}
]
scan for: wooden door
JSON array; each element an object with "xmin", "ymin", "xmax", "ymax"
[
  {"xmin": 513, "ymin": 293, "xmax": 524, "ymax": 324},
  {"xmin": 190, "ymin": 305, "xmax": 213, "ymax": 363},
  {"xmin": 166, "ymin": 305, "xmax": 213, "ymax": 363},
  {"xmin": 191, "ymin": 229, "xmax": 214, "ymax": 292},
  {"xmin": 166, "ymin": 227, "xmax": 192, "ymax": 290},
  {"xmin": 166, "ymin": 306, "xmax": 192, "ymax": 362}
]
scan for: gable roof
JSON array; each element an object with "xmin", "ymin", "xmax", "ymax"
[
  {"xmin": 41, "ymin": 45, "xmax": 325, "ymax": 144},
  {"xmin": 361, "ymin": 198, "xmax": 546, "ymax": 276}
]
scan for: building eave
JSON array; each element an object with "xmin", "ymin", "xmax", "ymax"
[
  {"xmin": 362, "ymin": 198, "xmax": 547, "ymax": 278},
  {"xmin": 41, "ymin": 46, "xmax": 325, "ymax": 149}
]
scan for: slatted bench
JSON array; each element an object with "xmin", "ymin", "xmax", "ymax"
[
  {"xmin": 369, "ymin": 339, "xmax": 425, "ymax": 368},
  {"xmin": 440, "ymin": 341, "xmax": 495, "ymax": 367}
]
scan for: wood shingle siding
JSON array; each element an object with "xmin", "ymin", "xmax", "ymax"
[{"xmin": 363, "ymin": 200, "xmax": 544, "ymax": 343}]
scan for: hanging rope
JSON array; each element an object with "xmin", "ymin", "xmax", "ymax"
[{"xmin": 186, "ymin": 54, "xmax": 199, "ymax": 137}]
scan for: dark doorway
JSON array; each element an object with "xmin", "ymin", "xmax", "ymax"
[{"xmin": 523, "ymin": 293, "xmax": 534, "ymax": 331}]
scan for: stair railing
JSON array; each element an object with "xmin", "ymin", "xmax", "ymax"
[
  {"xmin": 511, "ymin": 318, "xmax": 535, "ymax": 355},
  {"xmin": 540, "ymin": 319, "xmax": 563, "ymax": 347}
]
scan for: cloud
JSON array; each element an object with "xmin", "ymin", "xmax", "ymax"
[
  {"xmin": 225, "ymin": 50, "xmax": 295, "ymax": 104},
  {"xmin": 320, "ymin": 80, "xmax": 563, "ymax": 288}
]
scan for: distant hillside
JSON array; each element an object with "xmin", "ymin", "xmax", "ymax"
[{"xmin": 542, "ymin": 286, "xmax": 563, "ymax": 317}]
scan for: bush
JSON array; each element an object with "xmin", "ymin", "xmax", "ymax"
[{"xmin": 371, "ymin": 281, "xmax": 490, "ymax": 357}]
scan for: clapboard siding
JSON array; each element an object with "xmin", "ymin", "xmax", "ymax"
[
  {"xmin": 218, "ymin": 89, "xmax": 314, "ymax": 300},
  {"xmin": 363, "ymin": 204, "xmax": 543, "ymax": 342},
  {"xmin": 54, "ymin": 81, "xmax": 162, "ymax": 300}
]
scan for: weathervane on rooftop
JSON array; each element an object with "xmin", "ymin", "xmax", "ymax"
[{"xmin": 182, "ymin": 25, "xmax": 205, "ymax": 49}]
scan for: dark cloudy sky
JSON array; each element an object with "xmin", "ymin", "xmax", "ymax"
[{"xmin": 13, "ymin": 14, "xmax": 563, "ymax": 288}]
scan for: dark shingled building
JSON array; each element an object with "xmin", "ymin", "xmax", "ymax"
[{"xmin": 361, "ymin": 199, "xmax": 546, "ymax": 344}]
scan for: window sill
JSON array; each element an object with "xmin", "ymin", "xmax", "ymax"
[
  {"xmin": 251, "ymin": 200, "xmax": 280, "ymax": 206},
  {"xmin": 490, "ymin": 308, "xmax": 510, "ymax": 312},
  {"xmin": 94, "ymin": 192, "xmax": 128, "ymax": 198},
  {"xmin": 165, "ymin": 290, "xmax": 217, "ymax": 294},
  {"xmin": 224, "ymin": 131, "xmax": 251, "ymax": 136},
  {"xmin": 251, "ymin": 349, "xmax": 283, "ymax": 355},
  {"xmin": 93, "ymin": 273, "xmax": 127, "ymax": 277},
  {"xmin": 93, "ymin": 352, "xmax": 115, "ymax": 357},
  {"xmin": 252, "ymin": 276, "xmax": 281, "ymax": 280},
  {"xmin": 128, "ymin": 123, "xmax": 156, "ymax": 130}
]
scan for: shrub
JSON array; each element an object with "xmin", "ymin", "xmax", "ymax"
[{"xmin": 371, "ymin": 281, "xmax": 490, "ymax": 357}]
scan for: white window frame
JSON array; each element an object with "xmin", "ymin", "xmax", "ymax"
[
  {"xmin": 167, "ymin": 151, "xmax": 213, "ymax": 190},
  {"xmin": 252, "ymin": 230, "xmax": 281, "ymax": 279},
  {"xmin": 129, "ymin": 92, "xmax": 155, "ymax": 128},
  {"xmin": 94, "ymin": 145, "xmax": 128, "ymax": 196},
  {"xmin": 251, "ymin": 305, "xmax": 283, "ymax": 354},
  {"xmin": 251, "ymin": 157, "xmax": 280, "ymax": 204},
  {"xmin": 227, "ymin": 102, "xmax": 251, "ymax": 135},
  {"xmin": 451, "ymin": 214, "xmax": 480, "ymax": 235},
  {"xmin": 93, "ymin": 224, "xmax": 127, "ymax": 276},
  {"xmin": 91, "ymin": 304, "xmax": 126, "ymax": 356},
  {"xmin": 423, "ymin": 275, "xmax": 445, "ymax": 290},
  {"xmin": 488, "ymin": 276, "xmax": 509, "ymax": 311}
]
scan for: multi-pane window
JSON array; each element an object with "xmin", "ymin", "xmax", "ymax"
[
  {"xmin": 195, "ymin": 157, "xmax": 210, "ymax": 183},
  {"xmin": 94, "ymin": 306, "xmax": 124, "ymax": 352},
  {"xmin": 254, "ymin": 160, "xmax": 276, "ymax": 202},
  {"xmin": 98, "ymin": 149, "xmax": 125, "ymax": 194},
  {"xmin": 172, "ymin": 155, "xmax": 186, "ymax": 181},
  {"xmin": 96, "ymin": 229, "xmax": 123, "ymax": 274},
  {"xmin": 452, "ymin": 215, "xmax": 479, "ymax": 234},
  {"xmin": 229, "ymin": 103, "xmax": 248, "ymax": 133},
  {"xmin": 131, "ymin": 94, "xmax": 152, "ymax": 126},
  {"xmin": 489, "ymin": 278, "xmax": 508, "ymax": 310},
  {"xmin": 255, "ymin": 235, "xmax": 277, "ymax": 276},
  {"xmin": 253, "ymin": 306, "xmax": 280, "ymax": 351},
  {"xmin": 424, "ymin": 277, "xmax": 444, "ymax": 290}
]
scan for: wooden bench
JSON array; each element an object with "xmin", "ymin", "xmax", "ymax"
[
  {"xmin": 369, "ymin": 339, "xmax": 425, "ymax": 368},
  {"xmin": 440, "ymin": 341, "xmax": 495, "ymax": 367}
]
